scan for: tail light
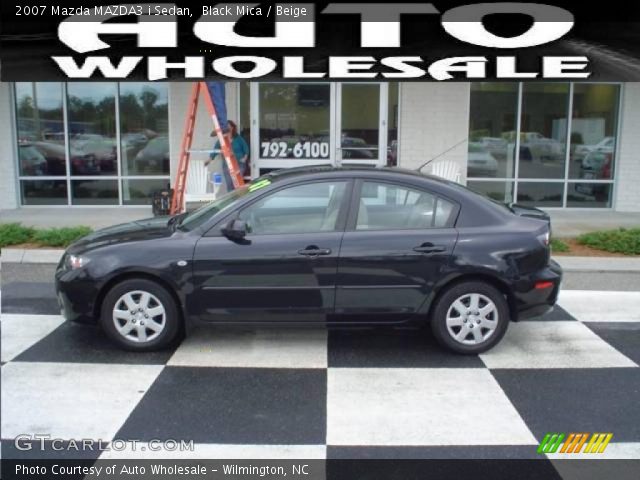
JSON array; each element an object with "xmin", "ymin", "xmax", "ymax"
[{"xmin": 537, "ymin": 230, "xmax": 550, "ymax": 247}]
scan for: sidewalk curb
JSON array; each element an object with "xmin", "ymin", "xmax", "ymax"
[
  {"xmin": 1, "ymin": 248, "xmax": 64, "ymax": 264},
  {"xmin": 2, "ymin": 248, "xmax": 640, "ymax": 273},
  {"xmin": 554, "ymin": 256, "xmax": 640, "ymax": 273}
]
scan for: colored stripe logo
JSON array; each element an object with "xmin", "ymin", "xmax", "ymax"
[{"xmin": 538, "ymin": 433, "xmax": 613, "ymax": 454}]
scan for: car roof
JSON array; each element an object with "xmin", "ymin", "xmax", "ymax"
[{"xmin": 262, "ymin": 164, "xmax": 451, "ymax": 185}]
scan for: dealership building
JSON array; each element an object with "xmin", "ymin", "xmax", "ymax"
[{"xmin": 0, "ymin": 81, "xmax": 639, "ymax": 212}]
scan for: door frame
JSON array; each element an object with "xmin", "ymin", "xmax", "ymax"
[{"xmin": 250, "ymin": 82, "xmax": 388, "ymax": 177}]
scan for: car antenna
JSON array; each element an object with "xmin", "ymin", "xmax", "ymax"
[{"xmin": 415, "ymin": 137, "xmax": 468, "ymax": 172}]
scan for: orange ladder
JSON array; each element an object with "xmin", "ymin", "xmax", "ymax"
[{"xmin": 169, "ymin": 82, "xmax": 245, "ymax": 215}]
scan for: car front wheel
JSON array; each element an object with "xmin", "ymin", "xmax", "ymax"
[
  {"xmin": 430, "ymin": 281, "xmax": 509, "ymax": 354},
  {"xmin": 100, "ymin": 278, "xmax": 181, "ymax": 351}
]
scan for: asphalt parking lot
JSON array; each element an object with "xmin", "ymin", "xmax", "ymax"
[{"xmin": 1, "ymin": 262, "xmax": 640, "ymax": 465}]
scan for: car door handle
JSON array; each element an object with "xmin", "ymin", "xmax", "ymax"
[
  {"xmin": 413, "ymin": 244, "xmax": 446, "ymax": 254},
  {"xmin": 298, "ymin": 247, "xmax": 332, "ymax": 257}
]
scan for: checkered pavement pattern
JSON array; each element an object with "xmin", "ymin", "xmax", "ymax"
[{"xmin": 2, "ymin": 263, "xmax": 640, "ymax": 462}]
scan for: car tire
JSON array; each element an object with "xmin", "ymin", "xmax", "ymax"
[
  {"xmin": 430, "ymin": 281, "xmax": 509, "ymax": 355},
  {"xmin": 100, "ymin": 278, "xmax": 182, "ymax": 352}
]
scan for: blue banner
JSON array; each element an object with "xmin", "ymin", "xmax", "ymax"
[{"xmin": 205, "ymin": 81, "xmax": 228, "ymax": 132}]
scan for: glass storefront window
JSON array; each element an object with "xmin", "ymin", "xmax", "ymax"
[
  {"xmin": 15, "ymin": 82, "xmax": 170, "ymax": 206},
  {"xmin": 340, "ymin": 84, "xmax": 380, "ymax": 160},
  {"xmin": 467, "ymin": 181, "xmax": 514, "ymax": 204},
  {"xmin": 387, "ymin": 83, "xmax": 399, "ymax": 167},
  {"xmin": 20, "ymin": 180, "xmax": 67, "ymax": 206},
  {"xmin": 517, "ymin": 182, "xmax": 564, "ymax": 208},
  {"xmin": 122, "ymin": 179, "xmax": 170, "ymax": 206},
  {"xmin": 519, "ymin": 83, "xmax": 569, "ymax": 179},
  {"xmin": 119, "ymin": 83, "xmax": 169, "ymax": 176},
  {"xmin": 15, "ymin": 83, "xmax": 66, "ymax": 176},
  {"xmin": 259, "ymin": 84, "xmax": 331, "ymax": 160},
  {"xmin": 569, "ymin": 84, "xmax": 619, "ymax": 181},
  {"xmin": 67, "ymin": 83, "xmax": 117, "ymax": 176},
  {"xmin": 468, "ymin": 83, "xmax": 518, "ymax": 179},
  {"xmin": 467, "ymin": 82, "xmax": 620, "ymax": 208},
  {"xmin": 566, "ymin": 182, "xmax": 613, "ymax": 208},
  {"xmin": 71, "ymin": 180, "xmax": 119, "ymax": 205}
]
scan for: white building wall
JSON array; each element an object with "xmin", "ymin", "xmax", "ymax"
[
  {"xmin": 614, "ymin": 82, "xmax": 640, "ymax": 212},
  {"xmin": 168, "ymin": 82, "xmax": 239, "ymax": 183},
  {"xmin": 0, "ymin": 82, "xmax": 18, "ymax": 209},
  {"xmin": 398, "ymin": 83, "xmax": 471, "ymax": 181}
]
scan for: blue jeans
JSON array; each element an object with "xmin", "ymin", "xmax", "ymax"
[{"xmin": 223, "ymin": 162, "xmax": 246, "ymax": 191}]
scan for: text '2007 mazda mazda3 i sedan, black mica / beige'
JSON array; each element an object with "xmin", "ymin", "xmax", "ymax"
[{"xmin": 55, "ymin": 166, "xmax": 562, "ymax": 354}]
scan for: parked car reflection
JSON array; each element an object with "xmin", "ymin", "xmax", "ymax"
[
  {"xmin": 133, "ymin": 136, "xmax": 170, "ymax": 174},
  {"xmin": 468, "ymin": 143, "xmax": 499, "ymax": 177}
]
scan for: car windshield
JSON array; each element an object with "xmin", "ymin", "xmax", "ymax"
[{"xmin": 177, "ymin": 185, "xmax": 252, "ymax": 232}]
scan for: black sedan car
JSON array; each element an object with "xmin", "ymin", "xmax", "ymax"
[{"xmin": 56, "ymin": 166, "xmax": 562, "ymax": 354}]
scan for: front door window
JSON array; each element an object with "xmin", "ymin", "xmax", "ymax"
[{"xmin": 238, "ymin": 181, "xmax": 349, "ymax": 235}]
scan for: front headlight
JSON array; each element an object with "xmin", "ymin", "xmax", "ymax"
[{"xmin": 66, "ymin": 254, "xmax": 90, "ymax": 270}]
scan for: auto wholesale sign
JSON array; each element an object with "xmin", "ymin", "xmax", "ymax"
[{"xmin": 1, "ymin": 1, "xmax": 640, "ymax": 81}]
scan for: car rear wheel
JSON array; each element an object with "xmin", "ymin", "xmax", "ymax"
[
  {"xmin": 100, "ymin": 278, "xmax": 181, "ymax": 351},
  {"xmin": 430, "ymin": 281, "xmax": 509, "ymax": 354}
]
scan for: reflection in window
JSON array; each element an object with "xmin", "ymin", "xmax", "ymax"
[
  {"xmin": 567, "ymin": 182, "xmax": 612, "ymax": 208},
  {"xmin": 387, "ymin": 83, "xmax": 399, "ymax": 166},
  {"xmin": 569, "ymin": 84, "xmax": 619, "ymax": 180},
  {"xmin": 122, "ymin": 179, "xmax": 170, "ymax": 206},
  {"xmin": 519, "ymin": 83, "xmax": 569, "ymax": 179},
  {"xmin": 239, "ymin": 182, "xmax": 348, "ymax": 234},
  {"xmin": 357, "ymin": 182, "xmax": 452, "ymax": 230},
  {"xmin": 259, "ymin": 84, "xmax": 330, "ymax": 160},
  {"xmin": 71, "ymin": 180, "xmax": 119, "ymax": 205},
  {"xmin": 15, "ymin": 83, "xmax": 66, "ymax": 176},
  {"xmin": 466, "ymin": 82, "xmax": 619, "ymax": 209},
  {"xmin": 67, "ymin": 83, "xmax": 117, "ymax": 176},
  {"xmin": 120, "ymin": 83, "xmax": 169, "ymax": 176},
  {"xmin": 517, "ymin": 182, "xmax": 564, "ymax": 208},
  {"xmin": 468, "ymin": 83, "xmax": 518, "ymax": 179},
  {"xmin": 20, "ymin": 180, "xmax": 68, "ymax": 206},
  {"xmin": 341, "ymin": 84, "xmax": 379, "ymax": 160},
  {"xmin": 467, "ymin": 181, "xmax": 514, "ymax": 204}
]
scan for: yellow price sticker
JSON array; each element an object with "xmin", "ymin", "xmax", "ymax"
[{"xmin": 248, "ymin": 179, "xmax": 272, "ymax": 193}]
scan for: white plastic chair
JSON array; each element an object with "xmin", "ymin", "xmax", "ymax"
[
  {"xmin": 184, "ymin": 158, "xmax": 215, "ymax": 206},
  {"xmin": 429, "ymin": 160, "xmax": 462, "ymax": 183}
]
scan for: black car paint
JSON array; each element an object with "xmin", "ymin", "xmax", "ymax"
[{"xmin": 55, "ymin": 167, "xmax": 561, "ymax": 329}]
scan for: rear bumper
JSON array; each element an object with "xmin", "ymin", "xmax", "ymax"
[{"xmin": 513, "ymin": 259, "xmax": 563, "ymax": 320}]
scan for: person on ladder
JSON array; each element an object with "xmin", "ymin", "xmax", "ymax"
[{"xmin": 206, "ymin": 120, "xmax": 249, "ymax": 192}]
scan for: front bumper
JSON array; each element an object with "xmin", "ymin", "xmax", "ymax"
[
  {"xmin": 55, "ymin": 262, "xmax": 101, "ymax": 324},
  {"xmin": 513, "ymin": 259, "xmax": 563, "ymax": 320}
]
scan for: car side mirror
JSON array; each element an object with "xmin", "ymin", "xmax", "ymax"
[{"xmin": 222, "ymin": 219, "xmax": 247, "ymax": 241}]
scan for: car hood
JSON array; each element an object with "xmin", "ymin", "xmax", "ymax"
[{"xmin": 67, "ymin": 216, "xmax": 174, "ymax": 254}]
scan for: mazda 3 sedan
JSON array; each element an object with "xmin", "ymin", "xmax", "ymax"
[{"xmin": 55, "ymin": 166, "xmax": 562, "ymax": 354}]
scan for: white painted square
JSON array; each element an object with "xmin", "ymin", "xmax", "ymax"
[
  {"xmin": 327, "ymin": 368, "xmax": 537, "ymax": 446},
  {"xmin": 1, "ymin": 362, "xmax": 163, "ymax": 440},
  {"xmin": 559, "ymin": 290, "xmax": 640, "ymax": 323},
  {"xmin": 1, "ymin": 314, "xmax": 65, "ymax": 362},
  {"xmin": 168, "ymin": 328, "xmax": 327, "ymax": 369},
  {"xmin": 99, "ymin": 443, "xmax": 326, "ymax": 460},
  {"xmin": 480, "ymin": 322, "xmax": 637, "ymax": 369}
]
